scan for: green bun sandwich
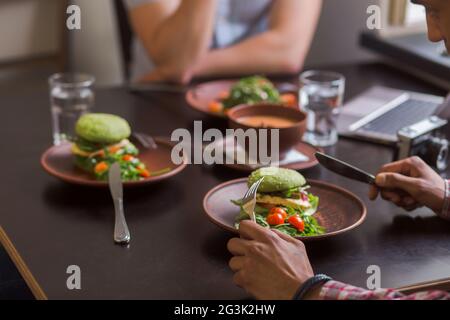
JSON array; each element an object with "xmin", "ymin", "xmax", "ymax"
[
  {"xmin": 248, "ymin": 167, "xmax": 306, "ymax": 193},
  {"xmin": 71, "ymin": 113, "xmax": 139, "ymax": 178},
  {"xmin": 233, "ymin": 167, "xmax": 323, "ymax": 237},
  {"xmin": 247, "ymin": 167, "xmax": 312, "ymax": 211},
  {"xmin": 75, "ymin": 113, "xmax": 131, "ymax": 145}
]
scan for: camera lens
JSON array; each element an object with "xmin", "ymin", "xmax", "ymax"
[
  {"xmin": 425, "ymin": 137, "xmax": 449, "ymax": 171},
  {"xmin": 436, "ymin": 141, "xmax": 449, "ymax": 171}
]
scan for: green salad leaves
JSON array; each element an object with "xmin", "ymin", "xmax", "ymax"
[
  {"xmin": 223, "ymin": 76, "xmax": 281, "ymax": 109},
  {"xmin": 232, "ymin": 191, "xmax": 325, "ymax": 237}
]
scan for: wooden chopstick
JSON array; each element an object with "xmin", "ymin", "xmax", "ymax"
[{"xmin": 397, "ymin": 277, "xmax": 450, "ymax": 295}]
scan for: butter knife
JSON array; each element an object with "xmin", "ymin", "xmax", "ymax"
[{"xmin": 108, "ymin": 162, "xmax": 131, "ymax": 244}]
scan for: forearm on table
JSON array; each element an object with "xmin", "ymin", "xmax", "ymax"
[
  {"xmin": 137, "ymin": 0, "xmax": 217, "ymax": 82},
  {"xmin": 192, "ymin": 30, "xmax": 309, "ymax": 78},
  {"xmin": 192, "ymin": 0, "xmax": 321, "ymax": 78}
]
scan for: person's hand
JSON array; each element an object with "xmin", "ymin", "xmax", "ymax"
[
  {"xmin": 369, "ymin": 156, "xmax": 445, "ymax": 214},
  {"xmin": 227, "ymin": 220, "xmax": 316, "ymax": 300}
]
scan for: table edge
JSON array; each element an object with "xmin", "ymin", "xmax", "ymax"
[{"xmin": 0, "ymin": 226, "xmax": 47, "ymax": 300}]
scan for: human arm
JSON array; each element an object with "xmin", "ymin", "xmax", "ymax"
[
  {"xmin": 127, "ymin": 0, "xmax": 217, "ymax": 83},
  {"xmin": 227, "ymin": 221, "xmax": 450, "ymax": 300},
  {"xmin": 193, "ymin": 0, "xmax": 323, "ymax": 78}
]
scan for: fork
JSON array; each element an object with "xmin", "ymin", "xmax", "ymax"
[
  {"xmin": 240, "ymin": 177, "xmax": 265, "ymax": 223},
  {"xmin": 132, "ymin": 132, "xmax": 158, "ymax": 150}
]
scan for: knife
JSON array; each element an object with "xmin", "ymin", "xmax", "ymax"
[
  {"xmin": 315, "ymin": 152, "xmax": 376, "ymax": 185},
  {"xmin": 108, "ymin": 162, "xmax": 131, "ymax": 244}
]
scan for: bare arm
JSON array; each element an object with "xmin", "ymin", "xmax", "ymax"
[
  {"xmin": 193, "ymin": 0, "xmax": 322, "ymax": 78},
  {"xmin": 128, "ymin": 0, "xmax": 217, "ymax": 83}
]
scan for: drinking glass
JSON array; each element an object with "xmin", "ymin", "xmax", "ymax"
[
  {"xmin": 299, "ymin": 71, "xmax": 345, "ymax": 147},
  {"xmin": 49, "ymin": 73, "xmax": 95, "ymax": 145}
]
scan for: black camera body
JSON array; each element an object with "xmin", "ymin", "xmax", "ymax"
[{"xmin": 395, "ymin": 116, "xmax": 449, "ymax": 171}]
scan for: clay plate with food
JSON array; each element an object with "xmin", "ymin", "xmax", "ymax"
[
  {"xmin": 41, "ymin": 113, "xmax": 187, "ymax": 187},
  {"xmin": 203, "ymin": 167, "xmax": 367, "ymax": 240},
  {"xmin": 186, "ymin": 76, "xmax": 298, "ymax": 118}
]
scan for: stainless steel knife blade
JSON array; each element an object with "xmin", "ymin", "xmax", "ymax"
[
  {"xmin": 315, "ymin": 152, "xmax": 376, "ymax": 185},
  {"xmin": 108, "ymin": 163, "xmax": 130, "ymax": 244},
  {"xmin": 109, "ymin": 162, "xmax": 123, "ymax": 199}
]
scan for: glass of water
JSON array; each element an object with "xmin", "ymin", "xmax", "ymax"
[
  {"xmin": 49, "ymin": 73, "xmax": 95, "ymax": 145},
  {"xmin": 299, "ymin": 71, "xmax": 345, "ymax": 147}
]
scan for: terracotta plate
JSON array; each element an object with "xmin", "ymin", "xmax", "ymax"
[
  {"xmin": 186, "ymin": 80, "xmax": 297, "ymax": 118},
  {"xmin": 41, "ymin": 138, "xmax": 187, "ymax": 187},
  {"xmin": 186, "ymin": 80, "xmax": 234, "ymax": 118},
  {"xmin": 203, "ymin": 178, "xmax": 367, "ymax": 240},
  {"xmin": 223, "ymin": 142, "xmax": 322, "ymax": 172}
]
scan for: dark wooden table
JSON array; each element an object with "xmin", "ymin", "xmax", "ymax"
[{"xmin": 1, "ymin": 63, "xmax": 449, "ymax": 300}]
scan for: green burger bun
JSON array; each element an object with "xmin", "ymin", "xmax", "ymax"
[
  {"xmin": 75, "ymin": 113, "xmax": 131, "ymax": 145},
  {"xmin": 248, "ymin": 167, "xmax": 306, "ymax": 193}
]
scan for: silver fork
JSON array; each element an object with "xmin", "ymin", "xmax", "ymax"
[
  {"xmin": 132, "ymin": 132, "xmax": 158, "ymax": 150},
  {"xmin": 240, "ymin": 177, "xmax": 264, "ymax": 223}
]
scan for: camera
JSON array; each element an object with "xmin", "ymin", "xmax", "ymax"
[{"xmin": 395, "ymin": 116, "xmax": 449, "ymax": 171}]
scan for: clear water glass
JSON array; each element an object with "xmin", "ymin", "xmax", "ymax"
[
  {"xmin": 299, "ymin": 71, "xmax": 345, "ymax": 147},
  {"xmin": 49, "ymin": 73, "xmax": 95, "ymax": 145}
]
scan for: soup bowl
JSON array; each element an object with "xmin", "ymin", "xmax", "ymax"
[{"xmin": 227, "ymin": 103, "xmax": 307, "ymax": 162}]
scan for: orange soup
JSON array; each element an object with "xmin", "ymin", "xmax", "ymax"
[{"xmin": 236, "ymin": 115, "xmax": 297, "ymax": 128}]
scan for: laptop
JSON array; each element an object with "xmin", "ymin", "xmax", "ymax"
[{"xmin": 337, "ymin": 86, "xmax": 446, "ymax": 145}]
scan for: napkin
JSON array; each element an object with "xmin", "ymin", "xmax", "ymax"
[{"xmin": 205, "ymin": 135, "xmax": 309, "ymax": 169}]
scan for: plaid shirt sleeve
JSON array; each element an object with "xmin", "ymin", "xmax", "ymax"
[{"xmin": 320, "ymin": 280, "xmax": 450, "ymax": 300}]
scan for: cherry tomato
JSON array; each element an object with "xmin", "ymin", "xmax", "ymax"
[
  {"xmin": 269, "ymin": 207, "xmax": 288, "ymax": 220},
  {"xmin": 94, "ymin": 161, "xmax": 108, "ymax": 174},
  {"xmin": 288, "ymin": 215, "xmax": 305, "ymax": 232},
  {"xmin": 266, "ymin": 213, "xmax": 284, "ymax": 226},
  {"xmin": 208, "ymin": 101, "xmax": 224, "ymax": 113},
  {"xmin": 280, "ymin": 93, "xmax": 297, "ymax": 107},
  {"xmin": 218, "ymin": 90, "xmax": 230, "ymax": 100},
  {"xmin": 122, "ymin": 154, "xmax": 134, "ymax": 162},
  {"xmin": 109, "ymin": 145, "xmax": 121, "ymax": 154},
  {"xmin": 139, "ymin": 169, "xmax": 150, "ymax": 178}
]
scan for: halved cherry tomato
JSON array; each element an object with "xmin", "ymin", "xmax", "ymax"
[
  {"xmin": 208, "ymin": 101, "xmax": 224, "ymax": 113},
  {"xmin": 218, "ymin": 90, "xmax": 230, "ymax": 100},
  {"xmin": 281, "ymin": 93, "xmax": 297, "ymax": 107},
  {"xmin": 288, "ymin": 215, "xmax": 305, "ymax": 232},
  {"xmin": 269, "ymin": 207, "xmax": 288, "ymax": 220},
  {"xmin": 138, "ymin": 168, "xmax": 150, "ymax": 178},
  {"xmin": 266, "ymin": 213, "xmax": 284, "ymax": 226},
  {"xmin": 94, "ymin": 161, "xmax": 108, "ymax": 174},
  {"xmin": 122, "ymin": 155, "xmax": 134, "ymax": 162}
]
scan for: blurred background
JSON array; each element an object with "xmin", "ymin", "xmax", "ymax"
[{"xmin": 1, "ymin": 0, "xmax": 443, "ymax": 91}]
